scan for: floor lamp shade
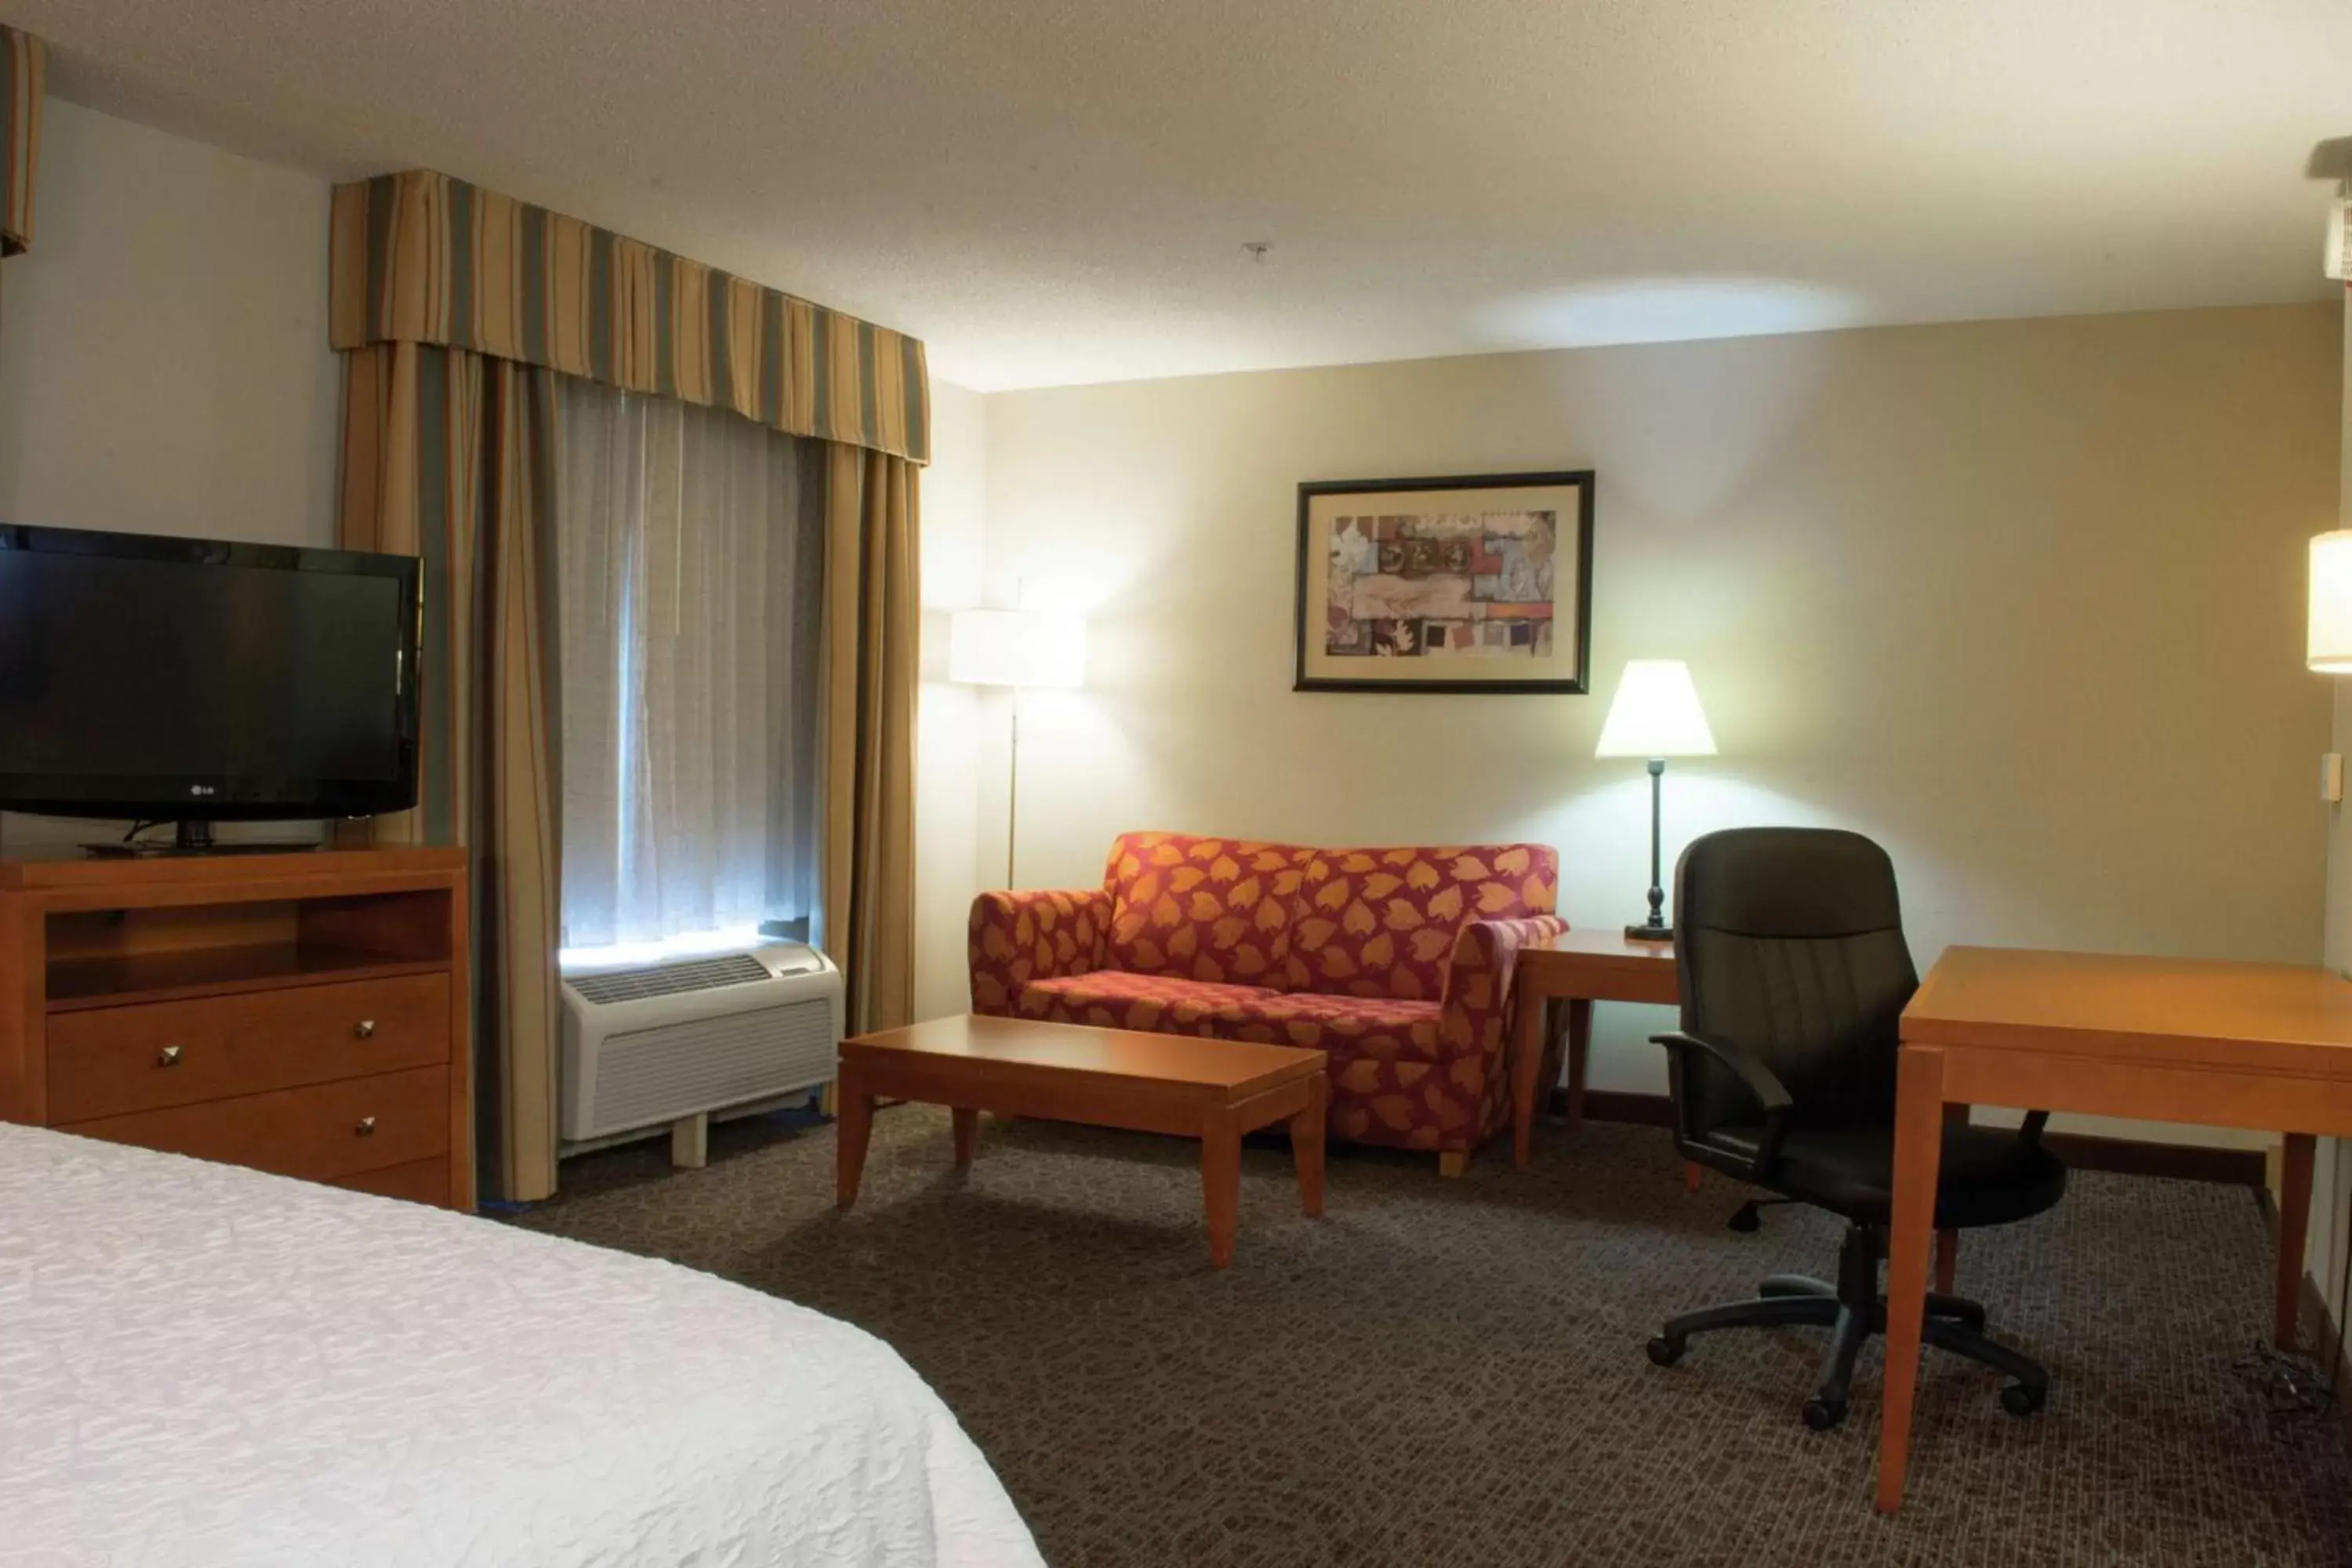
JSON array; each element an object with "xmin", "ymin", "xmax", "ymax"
[
  {"xmin": 949, "ymin": 609, "xmax": 1087, "ymax": 689},
  {"xmin": 2310, "ymin": 532, "xmax": 2352, "ymax": 675}
]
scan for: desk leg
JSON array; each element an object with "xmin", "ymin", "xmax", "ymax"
[
  {"xmin": 1512, "ymin": 981, "xmax": 1548, "ymax": 1171},
  {"xmin": 2277, "ymin": 1133, "xmax": 2317, "ymax": 1351},
  {"xmin": 1875, "ymin": 1044, "xmax": 1947, "ymax": 1515},
  {"xmin": 836, "ymin": 1065, "xmax": 875, "ymax": 1209},
  {"xmin": 952, "ymin": 1107, "xmax": 979, "ymax": 1167},
  {"xmin": 1564, "ymin": 998, "xmax": 1594, "ymax": 1131}
]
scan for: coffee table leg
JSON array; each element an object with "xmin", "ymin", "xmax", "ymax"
[
  {"xmin": 953, "ymin": 1107, "xmax": 979, "ymax": 1167},
  {"xmin": 835, "ymin": 1066, "xmax": 874, "ymax": 1209},
  {"xmin": 1202, "ymin": 1105, "xmax": 1242, "ymax": 1269},
  {"xmin": 1291, "ymin": 1075, "xmax": 1327, "ymax": 1218}
]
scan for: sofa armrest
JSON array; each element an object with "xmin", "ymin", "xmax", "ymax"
[
  {"xmin": 1435, "ymin": 915, "xmax": 1570, "ymax": 1137},
  {"xmin": 968, "ymin": 887, "xmax": 1112, "ymax": 1014}
]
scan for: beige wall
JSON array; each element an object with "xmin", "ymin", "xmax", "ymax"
[
  {"xmin": 955, "ymin": 305, "xmax": 2341, "ymax": 1145},
  {"xmin": 0, "ymin": 99, "xmax": 337, "ymax": 547},
  {"xmin": 0, "ymin": 99, "xmax": 339, "ymax": 852},
  {"xmin": 914, "ymin": 379, "xmax": 991, "ymax": 1021}
]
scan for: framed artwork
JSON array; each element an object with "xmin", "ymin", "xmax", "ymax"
[{"xmin": 1294, "ymin": 470, "xmax": 1595, "ymax": 694}]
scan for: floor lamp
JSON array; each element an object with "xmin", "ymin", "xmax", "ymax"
[{"xmin": 949, "ymin": 608, "xmax": 1087, "ymax": 887}]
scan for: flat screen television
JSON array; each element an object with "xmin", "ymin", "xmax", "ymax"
[{"xmin": 0, "ymin": 524, "xmax": 422, "ymax": 848}]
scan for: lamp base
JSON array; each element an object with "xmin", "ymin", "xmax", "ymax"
[{"xmin": 1624, "ymin": 922, "xmax": 1675, "ymax": 943}]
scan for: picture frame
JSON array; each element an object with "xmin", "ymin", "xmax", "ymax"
[{"xmin": 1293, "ymin": 469, "xmax": 1595, "ymax": 694}]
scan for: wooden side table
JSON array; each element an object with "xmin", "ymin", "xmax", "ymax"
[{"xmin": 1510, "ymin": 930, "xmax": 1679, "ymax": 1171}]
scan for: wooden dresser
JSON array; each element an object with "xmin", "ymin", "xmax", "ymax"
[{"xmin": 0, "ymin": 847, "xmax": 471, "ymax": 1210}]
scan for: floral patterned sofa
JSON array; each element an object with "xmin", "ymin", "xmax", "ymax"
[{"xmin": 967, "ymin": 831, "xmax": 1566, "ymax": 1174}]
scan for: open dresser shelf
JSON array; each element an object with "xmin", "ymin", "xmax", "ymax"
[{"xmin": 0, "ymin": 847, "xmax": 473, "ymax": 1210}]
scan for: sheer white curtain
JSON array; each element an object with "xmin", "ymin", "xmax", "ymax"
[{"xmin": 556, "ymin": 383, "xmax": 823, "ymax": 953}]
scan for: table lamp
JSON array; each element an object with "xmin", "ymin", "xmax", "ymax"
[
  {"xmin": 1595, "ymin": 659, "xmax": 1715, "ymax": 941},
  {"xmin": 949, "ymin": 607, "xmax": 1086, "ymax": 886}
]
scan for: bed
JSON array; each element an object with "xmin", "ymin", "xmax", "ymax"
[{"xmin": 0, "ymin": 1124, "xmax": 1044, "ymax": 1568}]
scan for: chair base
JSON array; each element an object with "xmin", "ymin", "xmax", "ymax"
[{"xmin": 1644, "ymin": 1221, "xmax": 2048, "ymax": 1429}]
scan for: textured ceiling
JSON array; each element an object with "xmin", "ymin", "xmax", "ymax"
[{"xmin": 9, "ymin": 0, "xmax": 2349, "ymax": 390}]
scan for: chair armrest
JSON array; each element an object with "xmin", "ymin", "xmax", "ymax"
[
  {"xmin": 968, "ymin": 887, "xmax": 1111, "ymax": 1013},
  {"xmin": 1652, "ymin": 1029, "xmax": 1795, "ymax": 1182}
]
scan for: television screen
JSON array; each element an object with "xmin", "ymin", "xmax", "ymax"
[{"xmin": 0, "ymin": 526, "xmax": 421, "ymax": 823}]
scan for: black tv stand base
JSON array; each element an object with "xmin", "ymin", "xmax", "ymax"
[{"xmin": 79, "ymin": 821, "xmax": 322, "ymax": 858}]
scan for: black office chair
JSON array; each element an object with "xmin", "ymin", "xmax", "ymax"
[{"xmin": 1642, "ymin": 827, "xmax": 2066, "ymax": 1431}]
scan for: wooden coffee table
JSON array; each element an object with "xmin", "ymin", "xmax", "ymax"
[{"xmin": 835, "ymin": 1014, "xmax": 1328, "ymax": 1268}]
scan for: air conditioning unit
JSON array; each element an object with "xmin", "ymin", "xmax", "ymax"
[{"xmin": 559, "ymin": 940, "xmax": 841, "ymax": 1149}]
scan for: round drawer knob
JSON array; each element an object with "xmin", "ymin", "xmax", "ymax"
[
  {"xmin": 355, "ymin": 1116, "xmax": 378, "ymax": 1137},
  {"xmin": 353, "ymin": 1020, "xmax": 377, "ymax": 1040},
  {"xmin": 157, "ymin": 1044, "xmax": 184, "ymax": 1068}
]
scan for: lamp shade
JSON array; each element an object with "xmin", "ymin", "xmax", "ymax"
[
  {"xmin": 1595, "ymin": 659, "xmax": 1716, "ymax": 758},
  {"xmin": 2311, "ymin": 532, "xmax": 2352, "ymax": 674},
  {"xmin": 949, "ymin": 608, "xmax": 1086, "ymax": 688}
]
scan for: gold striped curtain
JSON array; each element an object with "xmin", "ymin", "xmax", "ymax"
[
  {"xmin": 330, "ymin": 171, "xmax": 931, "ymax": 464},
  {"xmin": 0, "ymin": 26, "xmax": 40, "ymax": 257},
  {"xmin": 330, "ymin": 168, "xmax": 925, "ymax": 1190},
  {"xmin": 339, "ymin": 341, "xmax": 564, "ymax": 1203},
  {"xmin": 824, "ymin": 445, "xmax": 920, "ymax": 1035}
]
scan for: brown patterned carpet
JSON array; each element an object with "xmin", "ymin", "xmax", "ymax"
[{"xmin": 510, "ymin": 1108, "xmax": 2352, "ymax": 1567}]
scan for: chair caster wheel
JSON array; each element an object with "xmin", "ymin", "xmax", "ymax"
[
  {"xmin": 1646, "ymin": 1334, "xmax": 1686, "ymax": 1367},
  {"xmin": 1727, "ymin": 1201, "xmax": 1761, "ymax": 1233},
  {"xmin": 1801, "ymin": 1396, "xmax": 1847, "ymax": 1432},
  {"xmin": 1999, "ymin": 1381, "xmax": 2045, "ymax": 1417}
]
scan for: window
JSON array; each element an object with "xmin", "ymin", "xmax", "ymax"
[{"xmin": 554, "ymin": 384, "xmax": 822, "ymax": 958}]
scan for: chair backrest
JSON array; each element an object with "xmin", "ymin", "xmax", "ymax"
[
  {"xmin": 1673, "ymin": 827, "xmax": 1918, "ymax": 1134},
  {"xmin": 1102, "ymin": 831, "xmax": 1308, "ymax": 985},
  {"xmin": 1280, "ymin": 844, "xmax": 1557, "ymax": 1000}
]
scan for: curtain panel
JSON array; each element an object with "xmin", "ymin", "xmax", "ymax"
[
  {"xmin": 823, "ymin": 444, "xmax": 920, "ymax": 1036},
  {"xmin": 329, "ymin": 171, "xmax": 931, "ymax": 465},
  {"xmin": 0, "ymin": 27, "xmax": 39, "ymax": 256},
  {"xmin": 339, "ymin": 340, "xmax": 564, "ymax": 1203},
  {"xmin": 556, "ymin": 383, "xmax": 825, "ymax": 952}
]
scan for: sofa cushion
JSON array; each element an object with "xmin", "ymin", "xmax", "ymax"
[
  {"xmin": 1016, "ymin": 970, "xmax": 1279, "ymax": 1033},
  {"xmin": 1218, "ymin": 992, "xmax": 1444, "ymax": 1062},
  {"xmin": 1280, "ymin": 843, "xmax": 1558, "ymax": 1000},
  {"xmin": 1102, "ymin": 831, "xmax": 1308, "ymax": 985}
]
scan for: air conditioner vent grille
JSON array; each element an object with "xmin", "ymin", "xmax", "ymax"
[
  {"xmin": 569, "ymin": 953, "xmax": 771, "ymax": 1005},
  {"xmin": 593, "ymin": 1001, "xmax": 837, "ymax": 1132}
]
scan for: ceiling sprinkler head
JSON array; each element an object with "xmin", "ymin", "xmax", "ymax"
[{"xmin": 1243, "ymin": 241, "xmax": 1272, "ymax": 263}]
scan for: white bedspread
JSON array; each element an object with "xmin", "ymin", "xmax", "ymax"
[{"xmin": 0, "ymin": 1126, "xmax": 1043, "ymax": 1568}]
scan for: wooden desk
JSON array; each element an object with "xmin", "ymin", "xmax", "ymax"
[
  {"xmin": 1878, "ymin": 946, "xmax": 2352, "ymax": 1513},
  {"xmin": 1510, "ymin": 931, "xmax": 1679, "ymax": 1170}
]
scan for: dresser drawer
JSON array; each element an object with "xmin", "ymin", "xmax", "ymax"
[
  {"xmin": 48, "ymin": 974, "xmax": 450, "ymax": 1123},
  {"xmin": 60, "ymin": 1065, "xmax": 451, "ymax": 1182}
]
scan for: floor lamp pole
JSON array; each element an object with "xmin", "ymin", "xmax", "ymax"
[{"xmin": 1006, "ymin": 691, "xmax": 1022, "ymax": 888}]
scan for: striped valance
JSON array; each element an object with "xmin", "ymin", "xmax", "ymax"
[
  {"xmin": 330, "ymin": 170, "xmax": 930, "ymax": 464},
  {"xmin": 1, "ymin": 27, "xmax": 43, "ymax": 255}
]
